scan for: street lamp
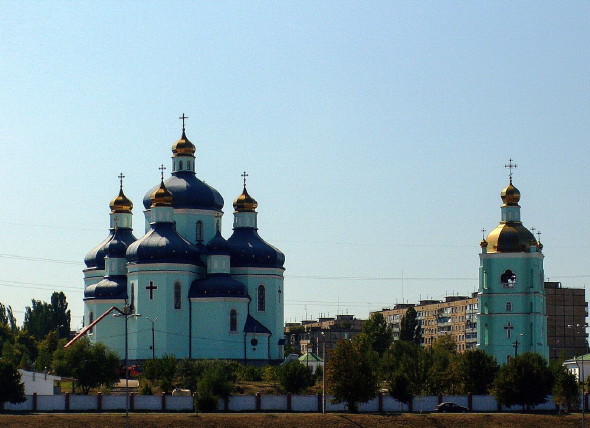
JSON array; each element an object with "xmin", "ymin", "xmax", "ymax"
[
  {"xmin": 321, "ymin": 331, "xmax": 326, "ymax": 414},
  {"xmin": 145, "ymin": 317, "xmax": 158, "ymax": 360},
  {"xmin": 513, "ymin": 333, "xmax": 524, "ymax": 357},
  {"xmin": 113, "ymin": 304, "xmax": 141, "ymax": 428}
]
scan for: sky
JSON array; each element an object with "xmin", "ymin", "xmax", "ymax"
[{"xmin": 1, "ymin": 2, "xmax": 589, "ymax": 329}]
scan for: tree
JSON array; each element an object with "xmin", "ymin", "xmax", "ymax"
[
  {"xmin": 399, "ymin": 307, "xmax": 421, "ymax": 344},
  {"xmin": 0, "ymin": 303, "xmax": 17, "ymax": 331},
  {"xmin": 36, "ymin": 331, "xmax": 63, "ymax": 372},
  {"xmin": 493, "ymin": 352, "xmax": 553, "ymax": 410},
  {"xmin": 359, "ymin": 313, "xmax": 393, "ymax": 357},
  {"xmin": 0, "ymin": 360, "xmax": 25, "ymax": 408},
  {"xmin": 327, "ymin": 339, "xmax": 378, "ymax": 413},
  {"xmin": 458, "ymin": 349, "xmax": 499, "ymax": 395},
  {"xmin": 52, "ymin": 337, "xmax": 119, "ymax": 394},
  {"xmin": 552, "ymin": 363, "xmax": 579, "ymax": 412},
  {"xmin": 388, "ymin": 372, "xmax": 413, "ymax": 406},
  {"xmin": 23, "ymin": 292, "xmax": 71, "ymax": 341},
  {"xmin": 277, "ymin": 360, "xmax": 315, "ymax": 394},
  {"xmin": 143, "ymin": 354, "xmax": 178, "ymax": 393}
]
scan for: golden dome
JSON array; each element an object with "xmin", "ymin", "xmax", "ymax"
[
  {"xmin": 501, "ymin": 181, "xmax": 521, "ymax": 206},
  {"xmin": 171, "ymin": 130, "xmax": 196, "ymax": 157},
  {"xmin": 150, "ymin": 180, "xmax": 173, "ymax": 207},
  {"xmin": 233, "ymin": 187, "xmax": 258, "ymax": 212},
  {"xmin": 110, "ymin": 188, "xmax": 133, "ymax": 213},
  {"xmin": 485, "ymin": 222, "xmax": 536, "ymax": 253}
]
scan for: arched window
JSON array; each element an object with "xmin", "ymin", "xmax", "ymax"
[
  {"xmin": 257, "ymin": 285, "xmax": 266, "ymax": 311},
  {"xmin": 196, "ymin": 221, "xmax": 203, "ymax": 243},
  {"xmin": 187, "ymin": 161, "xmax": 191, "ymax": 170},
  {"xmin": 174, "ymin": 283, "xmax": 181, "ymax": 309},
  {"xmin": 501, "ymin": 269, "xmax": 517, "ymax": 288},
  {"xmin": 179, "ymin": 160, "xmax": 183, "ymax": 170},
  {"xmin": 89, "ymin": 312, "xmax": 94, "ymax": 334},
  {"xmin": 229, "ymin": 309, "xmax": 237, "ymax": 332},
  {"xmin": 506, "ymin": 301, "xmax": 512, "ymax": 312}
]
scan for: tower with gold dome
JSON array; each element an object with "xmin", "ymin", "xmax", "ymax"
[
  {"xmin": 83, "ymin": 117, "xmax": 285, "ymax": 362},
  {"xmin": 478, "ymin": 160, "xmax": 548, "ymax": 363}
]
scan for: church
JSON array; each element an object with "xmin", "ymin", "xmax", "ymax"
[
  {"xmin": 478, "ymin": 161, "xmax": 549, "ymax": 363},
  {"xmin": 82, "ymin": 117, "xmax": 286, "ymax": 362}
]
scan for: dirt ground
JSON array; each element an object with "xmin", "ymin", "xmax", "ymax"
[{"xmin": 0, "ymin": 413, "xmax": 585, "ymax": 428}]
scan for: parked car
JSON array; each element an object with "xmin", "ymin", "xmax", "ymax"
[{"xmin": 434, "ymin": 402, "xmax": 469, "ymax": 413}]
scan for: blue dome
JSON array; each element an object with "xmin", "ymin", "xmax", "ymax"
[
  {"xmin": 126, "ymin": 222, "xmax": 203, "ymax": 265},
  {"xmin": 104, "ymin": 230, "xmax": 131, "ymax": 259},
  {"xmin": 143, "ymin": 171, "xmax": 224, "ymax": 211},
  {"xmin": 85, "ymin": 228, "xmax": 137, "ymax": 269},
  {"xmin": 84, "ymin": 276, "xmax": 127, "ymax": 300},
  {"xmin": 206, "ymin": 231, "xmax": 231, "ymax": 255},
  {"xmin": 189, "ymin": 274, "xmax": 248, "ymax": 298},
  {"xmin": 227, "ymin": 229, "xmax": 285, "ymax": 269}
]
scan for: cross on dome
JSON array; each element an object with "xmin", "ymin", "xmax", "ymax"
[
  {"xmin": 118, "ymin": 172, "xmax": 125, "ymax": 189},
  {"xmin": 241, "ymin": 171, "xmax": 249, "ymax": 188},
  {"xmin": 505, "ymin": 158, "xmax": 517, "ymax": 183},
  {"xmin": 159, "ymin": 164, "xmax": 166, "ymax": 181},
  {"xmin": 179, "ymin": 113, "xmax": 188, "ymax": 131},
  {"xmin": 481, "ymin": 228, "xmax": 486, "ymax": 239}
]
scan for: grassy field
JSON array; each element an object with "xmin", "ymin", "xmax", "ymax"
[{"xmin": 0, "ymin": 412, "xmax": 585, "ymax": 428}]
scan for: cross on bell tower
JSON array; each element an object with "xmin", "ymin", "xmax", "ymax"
[
  {"xmin": 241, "ymin": 171, "xmax": 248, "ymax": 188},
  {"xmin": 505, "ymin": 158, "xmax": 517, "ymax": 183},
  {"xmin": 179, "ymin": 113, "xmax": 188, "ymax": 132}
]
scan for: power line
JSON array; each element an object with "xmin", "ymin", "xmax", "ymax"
[{"xmin": 0, "ymin": 253, "xmax": 81, "ymax": 265}]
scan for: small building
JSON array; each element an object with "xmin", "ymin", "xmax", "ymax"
[
  {"xmin": 18, "ymin": 370, "xmax": 62, "ymax": 395},
  {"xmin": 563, "ymin": 354, "xmax": 590, "ymax": 382},
  {"xmin": 298, "ymin": 352, "xmax": 323, "ymax": 374}
]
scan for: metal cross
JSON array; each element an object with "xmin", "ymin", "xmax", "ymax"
[
  {"xmin": 118, "ymin": 172, "xmax": 125, "ymax": 189},
  {"xmin": 505, "ymin": 158, "xmax": 517, "ymax": 183},
  {"xmin": 536, "ymin": 230, "xmax": 542, "ymax": 242},
  {"xmin": 159, "ymin": 164, "xmax": 166, "ymax": 180},
  {"xmin": 179, "ymin": 113, "xmax": 188, "ymax": 131},
  {"xmin": 146, "ymin": 282, "xmax": 158, "ymax": 300},
  {"xmin": 481, "ymin": 228, "xmax": 486, "ymax": 239},
  {"xmin": 241, "ymin": 171, "xmax": 248, "ymax": 187}
]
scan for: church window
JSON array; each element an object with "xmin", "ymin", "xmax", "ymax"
[
  {"xmin": 174, "ymin": 283, "xmax": 182, "ymax": 309},
  {"xmin": 506, "ymin": 355, "xmax": 512, "ymax": 364},
  {"xmin": 258, "ymin": 285, "xmax": 266, "ymax": 311},
  {"xmin": 179, "ymin": 160, "xmax": 183, "ymax": 170},
  {"xmin": 501, "ymin": 270, "xmax": 517, "ymax": 288},
  {"xmin": 89, "ymin": 312, "xmax": 94, "ymax": 334},
  {"xmin": 504, "ymin": 322, "xmax": 514, "ymax": 339},
  {"xmin": 506, "ymin": 301, "xmax": 512, "ymax": 312},
  {"xmin": 484, "ymin": 325, "xmax": 489, "ymax": 346},
  {"xmin": 230, "ymin": 309, "xmax": 237, "ymax": 332},
  {"xmin": 196, "ymin": 221, "xmax": 203, "ymax": 243},
  {"xmin": 187, "ymin": 161, "xmax": 191, "ymax": 169}
]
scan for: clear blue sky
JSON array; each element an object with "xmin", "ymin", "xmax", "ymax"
[{"xmin": 1, "ymin": 2, "xmax": 589, "ymax": 328}]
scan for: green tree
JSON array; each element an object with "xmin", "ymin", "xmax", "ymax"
[
  {"xmin": 327, "ymin": 339, "xmax": 378, "ymax": 413},
  {"xmin": 277, "ymin": 360, "xmax": 315, "ymax": 394},
  {"xmin": 399, "ymin": 307, "xmax": 421, "ymax": 344},
  {"xmin": 359, "ymin": 313, "xmax": 393, "ymax": 357},
  {"xmin": 0, "ymin": 360, "xmax": 25, "ymax": 408},
  {"xmin": 458, "ymin": 349, "xmax": 499, "ymax": 394},
  {"xmin": 493, "ymin": 352, "xmax": 553, "ymax": 410},
  {"xmin": 143, "ymin": 354, "xmax": 178, "ymax": 393},
  {"xmin": 50, "ymin": 292, "xmax": 71, "ymax": 339},
  {"xmin": 552, "ymin": 364, "xmax": 579, "ymax": 412},
  {"xmin": 388, "ymin": 372, "xmax": 413, "ymax": 405},
  {"xmin": 36, "ymin": 331, "xmax": 63, "ymax": 372},
  {"xmin": 23, "ymin": 292, "xmax": 71, "ymax": 341},
  {"xmin": 0, "ymin": 303, "xmax": 17, "ymax": 332},
  {"xmin": 52, "ymin": 337, "xmax": 119, "ymax": 394}
]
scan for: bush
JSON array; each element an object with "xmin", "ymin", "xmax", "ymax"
[
  {"xmin": 237, "ymin": 364, "xmax": 263, "ymax": 382},
  {"xmin": 277, "ymin": 360, "xmax": 315, "ymax": 394},
  {"xmin": 194, "ymin": 389, "xmax": 219, "ymax": 412},
  {"xmin": 139, "ymin": 379, "xmax": 153, "ymax": 395},
  {"xmin": 262, "ymin": 365, "xmax": 279, "ymax": 384}
]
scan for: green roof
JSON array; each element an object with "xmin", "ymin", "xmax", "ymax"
[{"xmin": 298, "ymin": 352, "xmax": 323, "ymax": 362}]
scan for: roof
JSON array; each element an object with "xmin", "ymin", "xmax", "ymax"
[
  {"xmin": 84, "ymin": 228, "xmax": 136, "ymax": 269},
  {"xmin": 143, "ymin": 171, "xmax": 223, "ymax": 211},
  {"xmin": 84, "ymin": 276, "xmax": 127, "ymax": 300},
  {"xmin": 298, "ymin": 352, "xmax": 323, "ymax": 363},
  {"xmin": 126, "ymin": 223, "xmax": 203, "ymax": 265},
  {"xmin": 189, "ymin": 274, "xmax": 248, "ymax": 298},
  {"xmin": 244, "ymin": 314, "xmax": 271, "ymax": 335},
  {"xmin": 227, "ymin": 228, "xmax": 285, "ymax": 269}
]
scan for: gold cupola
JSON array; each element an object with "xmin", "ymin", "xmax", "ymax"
[
  {"xmin": 233, "ymin": 171, "xmax": 258, "ymax": 212},
  {"xmin": 501, "ymin": 181, "xmax": 521, "ymax": 206},
  {"xmin": 151, "ymin": 165, "xmax": 173, "ymax": 207},
  {"xmin": 109, "ymin": 173, "xmax": 133, "ymax": 213},
  {"xmin": 233, "ymin": 187, "xmax": 258, "ymax": 213},
  {"xmin": 171, "ymin": 129, "xmax": 196, "ymax": 157},
  {"xmin": 110, "ymin": 188, "xmax": 133, "ymax": 214}
]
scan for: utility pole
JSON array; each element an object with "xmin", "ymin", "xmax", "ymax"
[{"xmin": 146, "ymin": 317, "xmax": 158, "ymax": 359}]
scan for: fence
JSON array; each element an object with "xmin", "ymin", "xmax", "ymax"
[{"xmin": 3, "ymin": 392, "xmax": 569, "ymax": 413}]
